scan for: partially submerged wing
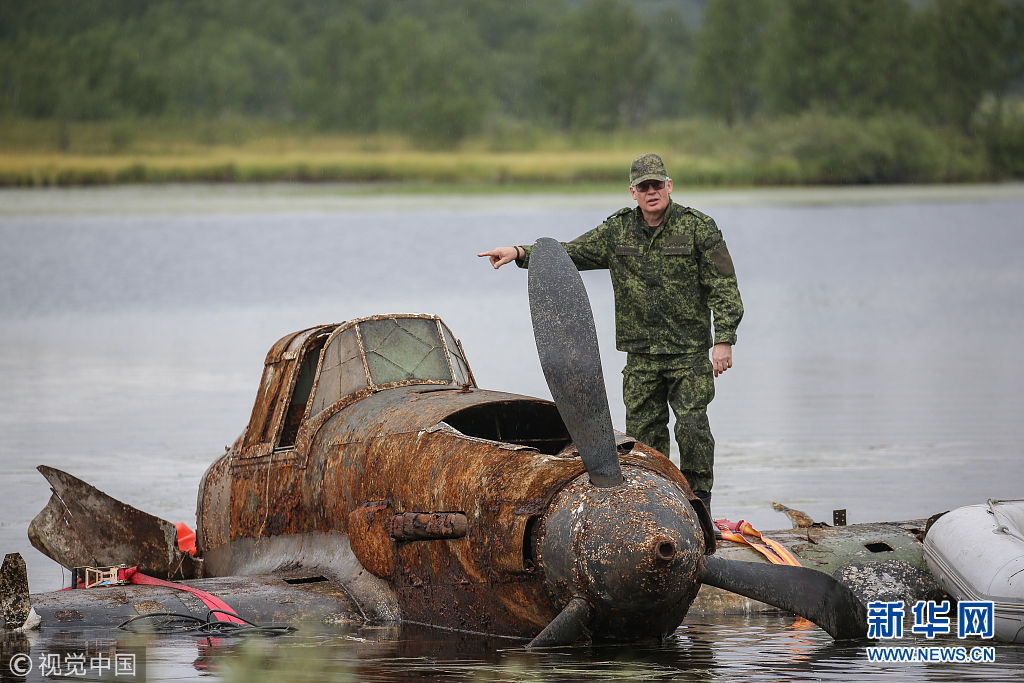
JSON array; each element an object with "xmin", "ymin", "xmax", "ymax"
[
  {"xmin": 28, "ymin": 466, "xmax": 201, "ymax": 580},
  {"xmin": 27, "ymin": 571, "xmax": 363, "ymax": 629}
]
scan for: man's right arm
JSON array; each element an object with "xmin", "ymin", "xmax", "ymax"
[
  {"xmin": 477, "ymin": 223, "xmax": 611, "ymax": 271},
  {"xmin": 476, "ymin": 246, "xmax": 521, "ymax": 269}
]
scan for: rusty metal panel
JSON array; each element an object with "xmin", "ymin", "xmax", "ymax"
[
  {"xmin": 196, "ymin": 454, "xmax": 232, "ymax": 554},
  {"xmin": 348, "ymin": 501, "xmax": 396, "ymax": 578},
  {"xmin": 1, "ymin": 553, "xmax": 31, "ymax": 630},
  {"xmin": 312, "ymin": 385, "xmax": 557, "ymax": 440}
]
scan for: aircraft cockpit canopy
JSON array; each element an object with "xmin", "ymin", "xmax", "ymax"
[
  {"xmin": 243, "ymin": 314, "xmax": 476, "ymax": 458},
  {"xmin": 309, "ymin": 315, "xmax": 475, "ymax": 416}
]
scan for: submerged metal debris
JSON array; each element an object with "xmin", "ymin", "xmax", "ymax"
[
  {"xmin": 834, "ymin": 559, "xmax": 945, "ymax": 606},
  {"xmin": 1, "ymin": 553, "xmax": 34, "ymax": 631}
]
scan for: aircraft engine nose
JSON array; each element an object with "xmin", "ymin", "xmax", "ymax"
[{"xmin": 536, "ymin": 468, "xmax": 705, "ymax": 641}]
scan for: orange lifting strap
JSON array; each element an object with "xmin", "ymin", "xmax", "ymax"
[{"xmin": 715, "ymin": 519, "xmax": 802, "ymax": 566}]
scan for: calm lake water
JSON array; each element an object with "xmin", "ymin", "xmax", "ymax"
[{"xmin": 1, "ymin": 183, "xmax": 1023, "ymax": 680}]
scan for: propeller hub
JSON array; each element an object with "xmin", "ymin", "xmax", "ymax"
[
  {"xmin": 535, "ymin": 467, "xmax": 705, "ymax": 641},
  {"xmin": 653, "ymin": 536, "xmax": 676, "ymax": 564}
]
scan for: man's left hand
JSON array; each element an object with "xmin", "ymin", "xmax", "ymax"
[{"xmin": 712, "ymin": 343, "xmax": 733, "ymax": 377}]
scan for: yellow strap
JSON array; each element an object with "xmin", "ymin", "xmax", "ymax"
[
  {"xmin": 717, "ymin": 520, "xmax": 810, "ymax": 627},
  {"xmin": 717, "ymin": 519, "xmax": 802, "ymax": 567},
  {"xmin": 738, "ymin": 520, "xmax": 801, "ymax": 566}
]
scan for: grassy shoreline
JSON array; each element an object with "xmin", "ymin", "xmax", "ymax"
[
  {"xmin": 1, "ymin": 115, "xmax": 1017, "ymax": 187},
  {"xmin": 0, "ymin": 152, "xmax": 787, "ymax": 187},
  {"xmin": 4, "ymin": 181, "xmax": 1022, "ymax": 220}
]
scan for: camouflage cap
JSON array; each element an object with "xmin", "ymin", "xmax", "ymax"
[{"xmin": 629, "ymin": 153, "xmax": 669, "ymax": 187}]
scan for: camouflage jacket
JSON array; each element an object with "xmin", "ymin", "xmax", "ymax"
[{"xmin": 517, "ymin": 201, "xmax": 743, "ymax": 354}]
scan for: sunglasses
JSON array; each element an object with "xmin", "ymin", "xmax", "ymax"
[{"xmin": 634, "ymin": 180, "xmax": 666, "ymax": 192}]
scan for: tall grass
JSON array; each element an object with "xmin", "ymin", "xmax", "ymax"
[{"xmin": 0, "ymin": 114, "xmax": 1015, "ymax": 187}]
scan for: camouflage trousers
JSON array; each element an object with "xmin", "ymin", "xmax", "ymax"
[{"xmin": 622, "ymin": 352, "xmax": 715, "ymax": 495}]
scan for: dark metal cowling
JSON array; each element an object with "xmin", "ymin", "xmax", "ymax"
[{"xmin": 536, "ymin": 469, "xmax": 706, "ymax": 640}]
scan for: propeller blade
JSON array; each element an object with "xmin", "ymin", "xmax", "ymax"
[
  {"xmin": 527, "ymin": 597, "xmax": 594, "ymax": 649},
  {"xmin": 698, "ymin": 555, "xmax": 868, "ymax": 640},
  {"xmin": 528, "ymin": 237, "xmax": 622, "ymax": 488}
]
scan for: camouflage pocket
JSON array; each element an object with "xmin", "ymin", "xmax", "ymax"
[{"xmin": 663, "ymin": 234, "xmax": 692, "ymax": 255}]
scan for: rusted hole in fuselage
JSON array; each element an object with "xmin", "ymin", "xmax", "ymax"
[
  {"xmin": 283, "ymin": 575, "xmax": 329, "ymax": 585},
  {"xmin": 864, "ymin": 542, "xmax": 894, "ymax": 553},
  {"xmin": 444, "ymin": 402, "xmax": 571, "ymax": 455},
  {"xmin": 523, "ymin": 515, "xmax": 542, "ymax": 570}
]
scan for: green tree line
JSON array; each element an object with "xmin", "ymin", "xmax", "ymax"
[{"xmin": 1, "ymin": 0, "xmax": 1022, "ymax": 175}]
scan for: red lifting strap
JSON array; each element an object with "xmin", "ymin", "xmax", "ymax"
[{"xmin": 122, "ymin": 567, "xmax": 245, "ymax": 624}]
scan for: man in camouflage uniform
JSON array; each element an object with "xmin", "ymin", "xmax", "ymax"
[{"xmin": 478, "ymin": 153, "xmax": 742, "ymax": 516}]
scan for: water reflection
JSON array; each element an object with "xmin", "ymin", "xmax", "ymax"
[{"xmin": 16, "ymin": 613, "xmax": 1019, "ymax": 682}]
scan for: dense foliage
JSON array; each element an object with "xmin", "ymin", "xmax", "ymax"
[{"xmin": 1, "ymin": 0, "xmax": 1022, "ymax": 181}]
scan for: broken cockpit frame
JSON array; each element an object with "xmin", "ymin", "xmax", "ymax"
[{"xmin": 240, "ymin": 314, "xmax": 477, "ymax": 461}]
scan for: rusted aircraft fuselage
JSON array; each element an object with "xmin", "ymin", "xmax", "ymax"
[{"xmin": 196, "ymin": 314, "xmax": 702, "ymax": 638}]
